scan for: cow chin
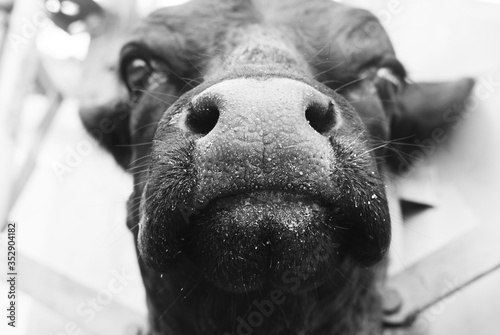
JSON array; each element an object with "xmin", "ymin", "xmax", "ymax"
[{"xmin": 184, "ymin": 191, "xmax": 346, "ymax": 292}]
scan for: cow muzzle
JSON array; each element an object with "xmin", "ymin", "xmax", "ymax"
[{"xmin": 138, "ymin": 77, "xmax": 391, "ymax": 292}]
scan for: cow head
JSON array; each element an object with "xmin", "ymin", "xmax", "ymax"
[{"xmin": 81, "ymin": 0, "xmax": 474, "ymax": 333}]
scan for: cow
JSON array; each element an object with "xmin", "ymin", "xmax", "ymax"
[{"xmin": 80, "ymin": 0, "xmax": 474, "ymax": 334}]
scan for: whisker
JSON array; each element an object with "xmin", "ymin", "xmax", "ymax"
[
  {"xmin": 115, "ymin": 142, "xmax": 153, "ymax": 148},
  {"xmin": 334, "ymin": 75, "xmax": 368, "ymax": 93}
]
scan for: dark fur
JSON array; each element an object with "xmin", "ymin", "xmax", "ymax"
[{"xmin": 81, "ymin": 0, "xmax": 474, "ymax": 334}]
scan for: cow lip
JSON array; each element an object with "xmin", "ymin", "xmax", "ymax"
[
  {"xmin": 181, "ymin": 188, "xmax": 349, "ymax": 292},
  {"xmin": 187, "ymin": 189, "xmax": 339, "ymax": 219},
  {"xmin": 217, "ymin": 191, "xmax": 326, "ymax": 206}
]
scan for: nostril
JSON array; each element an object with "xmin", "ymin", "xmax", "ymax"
[
  {"xmin": 186, "ymin": 97, "xmax": 220, "ymax": 135},
  {"xmin": 305, "ymin": 100, "xmax": 337, "ymax": 134}
]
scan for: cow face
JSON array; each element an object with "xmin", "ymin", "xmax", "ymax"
[
  {"xmin": 118, "ymin": 0, "xmax": 395, "ymax": 293},
  {"xmin": 81, "ymin": 0, "xmax": 474, "ymax": 300}
]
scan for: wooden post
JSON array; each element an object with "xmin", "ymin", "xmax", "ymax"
[{"xmin": 0, "ymin": 0, "xmax": 44, "ymax": 229}]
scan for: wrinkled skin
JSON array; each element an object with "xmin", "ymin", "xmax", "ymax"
[{"xmin": 81, "ymin": 0, "xmax": 474, "ymax": 334}]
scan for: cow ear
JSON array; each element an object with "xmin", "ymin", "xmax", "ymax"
[
  {"xmin": 79, "ymin": 100, "xmax": 132, "ymax": 169},
  {"xmin": 388, "ymin": 78, "xmax": 475, "ymax": 173}
]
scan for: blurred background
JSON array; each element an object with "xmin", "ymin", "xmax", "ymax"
[{"xmin": 0, "ymin": 0, "xmax": 499, "ymax": 334}]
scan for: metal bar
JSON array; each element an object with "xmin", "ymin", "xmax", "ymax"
[
  {"xmin": 18, "ymin": 253, "xmax": 146, "ymax": 334},
  {"xmin": 0, "ymin": 0, "xmax": 41, "ymax": 230},
  {"xmin": 383, "ymin": 222, "xmax": 500, "ymax": 326},
  {"xmin": 8, "ymin": 88, "xmax": 63, "ymax": 212}
]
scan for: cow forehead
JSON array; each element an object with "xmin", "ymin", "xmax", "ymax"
[{"xmin": 128, "ymin": 0, "xmax": 395, "ymax": 85}]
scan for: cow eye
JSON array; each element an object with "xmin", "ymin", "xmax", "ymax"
[
  {"xmin": 376, "ymin": 67, "xmax": 403, "ymax": 94},
  {"xmin": 123, "ymin": 58, "xmax": 168, "ymax": 96}
]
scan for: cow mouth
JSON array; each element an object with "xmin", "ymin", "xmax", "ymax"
[
  {"xmin": 138, "ymin": 154, "xmax": 391, "ymax": 293},
  {"xmin": 183, "ymin": 190, "xmax": 351, "ymax": 292}
]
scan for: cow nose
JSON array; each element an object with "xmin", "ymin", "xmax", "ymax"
[
  {"xmin": 185, "ymin": 95, "xmax": 220, "ymax": 136},
  {"xmin": 181, "ymin": 77, "xmax": 342, "ymax": 207},
  {"xmin": 184, "ymin": 78, "xmax": 338, "ymax": 137}
]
